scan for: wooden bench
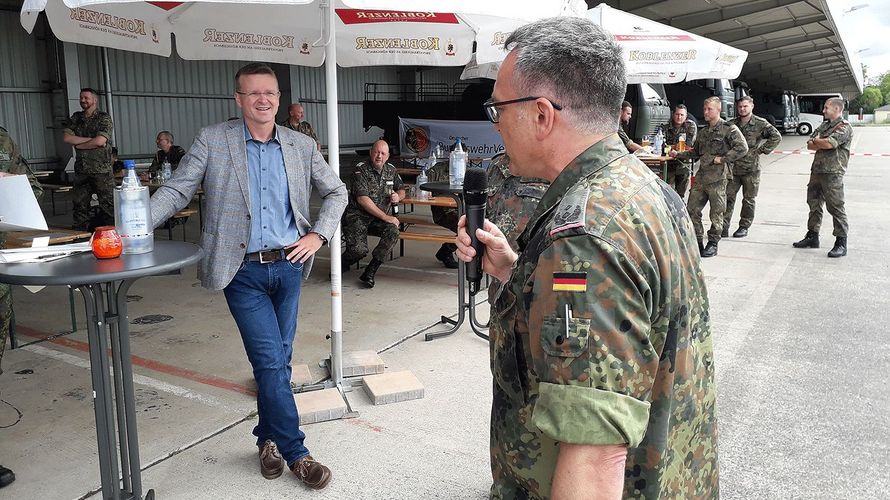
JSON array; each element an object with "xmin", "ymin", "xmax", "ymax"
[
  {"xmin": 41, "ymin": 184, "xmax": 74, "ymax": 215},
  {"xmin": 162, "ymin": 208, "xmax": 198, "ymax": 241}
]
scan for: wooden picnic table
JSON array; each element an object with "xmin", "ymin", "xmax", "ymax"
[
  {"xmin": 2, "ymin": 228, "xmax": 92, "ymax": 249},
  {"xmin": 400, "ymin": 196, "xmax": 457, "ymax": 208},
  {"xmin": 639, "ymin": 155, "xmax": 672, "ymax": 179}
]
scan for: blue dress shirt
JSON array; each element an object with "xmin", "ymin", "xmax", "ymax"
[{"xmin": 244, "ymin": 124, "xmax": 299, "ymax": 253}]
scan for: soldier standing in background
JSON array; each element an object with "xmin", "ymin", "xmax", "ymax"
[
  {"xmin": 281, "ymin": 103, "xmax": 320, "ymax": 151},
  {"xmin": 793, "ymin": 97, "xmax": 852, "ymax": 258},
  {"xmin": 0, "ymin": 127, "xmax": 44, "ymax": 490},
  {"xmin": 661, "ymin": 104, "xmax": 697, "ymax": 199},
  {"xmin": 672, "ymin": 96, "xmax": 748, "ymax": 257},
  {"xmin": 63, "ymin": 88, "xmax": 114, "ymax": 230},
  {"xmin": 724, "ymin": 96, "xmax": 781, "ymax": 238}
]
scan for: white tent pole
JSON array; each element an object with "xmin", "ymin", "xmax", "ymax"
[
  {"xmin": 101, "ymin": 47, "xmax": 117, "ymax": 146},
  {"xmin": 324, "ymin": 0, "xmax": 344, "ymax": 389}
]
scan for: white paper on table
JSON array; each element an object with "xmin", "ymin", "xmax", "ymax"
[
  {"xmin": 0, "ymin": 174, "xmax": 48, "ymax": 231},
  {"xmin": 0, "ymin": 242, "xmax": 91, "ymax": 263},
  {"xmin": 22, "ymin": 236, "xmax": 50, "ymax": 293}
]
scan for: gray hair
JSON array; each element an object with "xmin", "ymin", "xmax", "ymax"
[
  {"xmin": 827, "ymin": 97, "xmax": 845, "ymax": 111},
  {"xmin": 504, "ymin": 17, "xmax": 626, "ymax": 135}
]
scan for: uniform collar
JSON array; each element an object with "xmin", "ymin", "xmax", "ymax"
[{"xmin": 518, "ymin": 133, "xmax": 628, "ymax": 249}]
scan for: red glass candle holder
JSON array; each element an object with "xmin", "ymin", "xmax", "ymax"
[{"xmin": 91, "ymin": 226, "xmax": 123, "ymax": 259}]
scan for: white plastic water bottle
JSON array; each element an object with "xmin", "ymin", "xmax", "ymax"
[
  {"xmin": 449, "ymin": 139, "xmax": 467, "ymax": 187},
  {"xmin": 653, "ymin": 128, "xmax": 664, "ymax": 156},
  {"xmin": 416, "ymin": 153, "xmax": 432, "ymax": 200},
  {"xmin": 114, "ymin": 160, "xmax": 153, "ymax": 254},
  {"xmin": 161, "ymin": 160, "xmax": 173, "ymax": 183}
]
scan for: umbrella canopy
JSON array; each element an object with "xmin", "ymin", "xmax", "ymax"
[
  {"xmin": 22, "ymin": 0, "xmax": 585, "ymax": 67},
  {"xmin": 586, "ymin": 3, "xmax": 748, "ymax": 84}
]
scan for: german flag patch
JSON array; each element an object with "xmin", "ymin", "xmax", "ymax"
[{"xmin": 552, "ymin": 272, "xmax": 587, "ymax": 292}]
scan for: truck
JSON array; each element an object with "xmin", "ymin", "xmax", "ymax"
[
  {"xmin": 623, "ymin": 82, "xmax": 671, "ymax": 142},
  {"xmin": 752, "ymin": 90, "xmax": 799, "ymax": 134},
  {"xmin": 796, "ymin": 93, "xmax": 847, "ymax": 136},
  {"xmin": 664, "ymin": 78, "xmax": 739, "ymax": 125}
]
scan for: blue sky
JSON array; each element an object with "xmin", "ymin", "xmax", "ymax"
[{"xmin": 831, "ymin": 0, "xmax": 890, "ymax": 85}]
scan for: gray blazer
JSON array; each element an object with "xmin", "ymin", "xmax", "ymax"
[{"xmin": 150, "ymin": 119, "xmax": 347, "ymax": 291}]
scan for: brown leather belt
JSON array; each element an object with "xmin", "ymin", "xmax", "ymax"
[{"xmin": 244, "ymin": 249, "xmax": 288, "ymax": 264}]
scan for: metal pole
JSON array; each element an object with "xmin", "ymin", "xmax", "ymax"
[
  {"xmin": 101, "ymin": 47, "xmax": 117, "ymax": 146},
  {"xmin": 323, "ymin": 0, "xmax": 344, "ymax": 389}
]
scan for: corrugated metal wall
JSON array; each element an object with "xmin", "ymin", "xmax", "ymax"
[{"xmin": 0, "ymin": 10, "xmax": 63, "ymax": 168}]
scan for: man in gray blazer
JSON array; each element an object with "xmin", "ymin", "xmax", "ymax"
[{"xmin": 150, "ymin": 63, "xmax": 346, "ymax": 490}]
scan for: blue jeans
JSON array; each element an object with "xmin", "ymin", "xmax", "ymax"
[{"xmin": 223, "ymin": 259, "xmax": 309, "ymax": 465}]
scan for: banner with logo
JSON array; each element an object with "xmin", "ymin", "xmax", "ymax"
[{"xmin": 398, "ymin": 117, "xmax": 504, "ymax": 160}]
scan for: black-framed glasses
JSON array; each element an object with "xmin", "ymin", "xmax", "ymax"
[
  {"xmin": 235, "ymin": 90, "xmax": 281, "ymax": 99},
  {"xmin": 483, "ymin": 96, "xmax": 563, "ymax": 123}
]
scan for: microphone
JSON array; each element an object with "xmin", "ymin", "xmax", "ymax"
[{"xmin": 463, "ymin": 167, "xmax": 488, "ymax": 295}]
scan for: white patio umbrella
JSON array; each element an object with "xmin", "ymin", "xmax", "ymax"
[
  {"xmin": 586, "ymin": 3, "xmax": 748, "ymax": 84},
  {"xmin": 21, "ymin": 0, "xmax": 585, "ymax": 405}
]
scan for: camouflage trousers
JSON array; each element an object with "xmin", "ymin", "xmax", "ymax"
[
  {"xmin": 724, "ymin": 171, "xmax": 761, "ymax": 230},
  {"xmin": 431, "ymin": 206, "xmax": 458, "ymax": 253},
  {"xmin": 687, "ymin": 179, "xmax": 728, "ymax": 243},
  {"xmin": 665, "ymin": 160, "xmax": 691, "ymax": 200},
  {"xmin": 0, "ymin": 283, "xmax": 11, "ymax": 375},
  {"xmin": 341, "ymin": 211, "xmax": 400, "ymax": 262},
  {"xmin": 73, "ymin": 172, "xmax": 115, "ymax": 231},
  {"xmin": 806, "ymin": 172, "xmax": 848, "ymax": 238}
]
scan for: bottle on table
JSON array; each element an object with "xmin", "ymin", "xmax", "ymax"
[
  {"xmin": 449, "ymin": 139, "xmax": 467, "ymax": 187},
  {"xmin": 416, "ymin": 152, "xmax": 432, "ymax": 201},
  {"xmin": 114, "ymin": 160, "xmax": 153, "ymax": 254},
  {"xmin": 161, "ymin": 160, "xmax": 173, "ymax": 183},
  {"xmin": 653, "ymin": 127, "xmax": 664, "ymax": 157},
  {"xmin": 387, "ymin": 180, "xmax": 399, "ymax": 215}
]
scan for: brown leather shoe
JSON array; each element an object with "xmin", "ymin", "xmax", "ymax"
[
  {"xmin": 291, "ymin": 455, "xmax": 331, "ymax": 490},
  {"xmin": 258, "ymin": 440, "xmax": 284, "ymax": 479}
]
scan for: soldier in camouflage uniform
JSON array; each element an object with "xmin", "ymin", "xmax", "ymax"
[
  {"xmin": 673, "ymin": 96, "xmax": 748, "ymax": 257},
  {"xmin": 723, "ymin": 96, "xmax": 781, "ymax": 238},
  {"xmin": 793, "ymin": 97, "xmax": 852, "ymax": 258},
  {"xmin": 661, "ymin": 104, "xmax": 698, "ymax": 199},
  {"xmin": 617, "ymin": 101, "xmax": 643, "ymax": 153},
  {"xmin": 485, "ymin": 153, "xmax": 548, "ymax": 305},
  {"xmin": 63, "ymin": 88, "xmax": 114, "ymax": 230},
  {"xmin": 147, "ymin": 131, "xmax": 187, "ymax": 178},
  {"xmin": 341, "ymin": 140, "xmax": 405, "ymax": 287},
  {"xmin": 464, "ymin": 18, "xmax": 718, "ymax": 498},
  {"xmin": 424, "ymin": 160, "xmax": 461, "ymax": 269},
  {"xmin": 1, "ymin": 127, "xmax": 44, "ymax": 375},
  {"xmin": 281, "ymin": 103, "xmax": 320, "ymax": 150}
]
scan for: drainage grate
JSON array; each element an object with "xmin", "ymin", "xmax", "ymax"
[{"xmin": 131, "ymin": 315, "xmax": 173, "ymax": 325}]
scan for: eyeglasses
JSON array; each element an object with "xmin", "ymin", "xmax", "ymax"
[
  {"xmin": 235, "ymin": 90, "xmax": 281, "ymax": 99},
  {"xmin": 483, "ymin": 96, "xmax": 563, "ymax": 123}
]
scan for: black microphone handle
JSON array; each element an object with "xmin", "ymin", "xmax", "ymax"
[{"xmin": 465, "ymin": 202, "xmax": 486, "ymax": 295}]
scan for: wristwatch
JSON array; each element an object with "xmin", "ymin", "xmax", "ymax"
[{"xmin": 312, "ymin": 232, "xmax": 328, "ymax": 245}]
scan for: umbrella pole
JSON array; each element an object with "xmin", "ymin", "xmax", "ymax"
[{"xmin": 101, "ymin": 48, "xmax": 117, "ymax": 146}]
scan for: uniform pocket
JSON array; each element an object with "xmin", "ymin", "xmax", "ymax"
[{"xmin": 540, "ymin": 314, "xmax": 591, "ymax": 358}]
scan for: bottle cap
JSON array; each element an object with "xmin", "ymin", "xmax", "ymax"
[{"xmin": 123, "ymin": 159, "xmax": 136, "ymax": 169}]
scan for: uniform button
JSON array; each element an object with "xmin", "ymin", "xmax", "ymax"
[
  {"xmin": 555, "ymin": 335, "xmax": 565, "ymax": 345},
  {"xmin": 246, "ymin": 214, "xmax": 251, "ymax": 220},
  {"xmin": 239, "ymin": 243, "xmax": 246, "ymax": 249}
]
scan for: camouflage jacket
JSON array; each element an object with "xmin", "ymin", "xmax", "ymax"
[
  {"xmin": 728, "ymin": 114, "xmax": 782, "ymax": 174},
  {"xmin": 282, "ymin": 120, "xmax": 318, "ymax": 143},
  {"xmin": 676, "ymin": 119, "xmax": 747, "ymax": 184},
  {"xmin": 489, "ymin": 134, "xmax": 718, "ymax": 499},
  {"xmin": 486, "ymin": 153, "xmax": 549, "ymax": 304},
  {"xmin": 426, "ymin": 159, "xmax": 458, "ymax": 219},
  {"xmin": 662, "ymin": 120, "xmax": 698, "ymax": 171},
  {"xmin": 0, "ymin": 129, "xmax": 44, "ymax": 245},
  {"xmin": 64, "ymin": 110, "xmax": 114, "ymax": 175},
  {"xmin": 347, "ymin": 161, "xmax": 403, "ymax": 216},
  {"xmin": 148, "ymin": 145, "xmax": 187, "ymax": 175},
  {"xmin": 810, "ymin": 117, "xmax": 853, "ymax": 174},
  {"xmin": 617, "ymin": 127, "xmax": 633, "ymax": 150}
]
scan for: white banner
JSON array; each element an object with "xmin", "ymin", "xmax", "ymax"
[{"xmin": 398, "ymin": 117, "xmax": 504, "ymax": 159}]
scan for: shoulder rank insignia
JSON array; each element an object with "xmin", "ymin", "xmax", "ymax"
[{"xmin": 552, "ymin": 272, "xmax": 587, "ymax": 292}]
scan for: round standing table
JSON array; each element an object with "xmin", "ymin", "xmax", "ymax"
[
  {"xmin": 419, "ymin": 181, "xmax": 489, "ymax": 341},
  {"xmin": 0, "ymin": 240, "xmax": 203, "ymax": 500}
]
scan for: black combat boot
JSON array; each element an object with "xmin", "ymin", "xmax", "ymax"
[
  {"xmin": 720, "ymin": 226, "xmax": 729, "ymax": 238},
  {"xmin": 359, "ymin": 258, "xmax": 383, "ymax": 288},
  {"xmin": 701, "ymin": 241, "xmax": 718, "ymax": 258},
  {"xmin": 435, "ymin": 245, "xmax": 459, "ymax": 269},
  {"xmin": 340, "ymin": 255, "xmax": 361, "ymax": 273},
  {"xmin": 792, "ymin": 231, "xmax": 820, "ymax": 248},
  {"xmin": 732, "ymin": 227, "xmax": 748, "ymax": 238},
  {"xmin": 827, "ymin": 237, "xmax": 847, "ymax": 258},
  {"xmin": 698, "ymin": 240, "xmax": 705, "ymax": 256},
  {"xmin": 0, "ymin": 465, "xmax": 14, "ymax": 488}
]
